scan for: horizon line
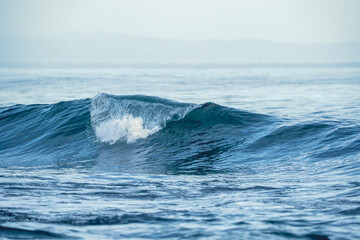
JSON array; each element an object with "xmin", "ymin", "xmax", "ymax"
[
  {"xmin": 1, "ymin": 62, "xmax": 360, "ymax": 69},
  {"xmin": 1, "ymin": 31, "xmax": 360, "ymax": 45}
]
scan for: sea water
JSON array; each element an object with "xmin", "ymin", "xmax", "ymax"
[{"xmin": 0, "ymin": 68, "xmax": 359, "ymax": 239}]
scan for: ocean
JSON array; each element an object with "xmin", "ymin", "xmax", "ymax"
[{"xmin": 0, "ymin": 67, "xmax": 359, "ymax": 239}]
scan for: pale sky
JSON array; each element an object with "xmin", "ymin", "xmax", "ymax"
[{"xmin": 0, "ymin": 0, "xmax": 359, "ymax": 43}]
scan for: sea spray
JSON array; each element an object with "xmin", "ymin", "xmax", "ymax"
[
  {"xmin": 90, "ymin": 93, "xmax": 196, "ymax": 144},
  {"xmin": 94, "ymin": 115, "xmax": 160, "ymax": 144}
]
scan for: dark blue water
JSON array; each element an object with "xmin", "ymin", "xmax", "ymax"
[{"xmin": 0, "ymin": 68, "xmax": 359, "ymax": 239}]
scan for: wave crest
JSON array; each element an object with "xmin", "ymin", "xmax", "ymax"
[{"xmin": 90, "ymin": 93, "xmax": 196, "ymax": 144}]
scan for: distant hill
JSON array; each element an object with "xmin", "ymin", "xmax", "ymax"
[{"xmin": 1, "ymin": 32, "xmax": 360, "ymax": 65}]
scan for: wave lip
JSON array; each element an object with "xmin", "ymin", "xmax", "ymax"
[{"xmin": 90, "ymin": 93, "xmax": 197, "ymax": 144}]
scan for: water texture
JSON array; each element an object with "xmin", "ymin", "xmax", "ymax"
[{"xmin": 0, "ymin": 68, "xmax": 359, "ymax": 239}]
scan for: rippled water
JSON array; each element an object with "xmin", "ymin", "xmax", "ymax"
[{"xmin": 0, "ymin": 68, "xmax": 359, "ymax": 239}]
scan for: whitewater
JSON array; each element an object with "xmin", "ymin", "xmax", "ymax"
[{"xmin": 0, "ymin": 68, "xmax": 359, "ymax": 239}]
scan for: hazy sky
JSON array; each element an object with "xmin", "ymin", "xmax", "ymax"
[{"xmin": 0, "ymin": 0, "xmax": 359, "ymax": 43}]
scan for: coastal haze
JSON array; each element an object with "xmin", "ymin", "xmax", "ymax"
[
  {"xmin": 1, "ymin": 0, "xmax": 360, "ymax": 65},
  {"xmin": 1, "ymin": 33, "xmax": 360, "ymax": 65}
]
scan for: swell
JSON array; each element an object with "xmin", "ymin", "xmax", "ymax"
[
  {"xmin": 0, "ymin": 93, "xmax": 359, "ymax": 174},
  {"xmin": 0, "ymin": 99, "xmax": 94, "ymax": 167}
]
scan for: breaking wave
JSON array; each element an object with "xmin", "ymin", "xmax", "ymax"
[
  {"xmin": 90, "ymin": 94, "xmax": 196, "ymax": 143},
  {"xmin": 0, "ymin": 93, "xmax": 359, "ymax": 174}
]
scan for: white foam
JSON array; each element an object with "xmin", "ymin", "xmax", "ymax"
[{"xmin": 94, "ymin": 114, "xmax": 160, "ymax": 144}]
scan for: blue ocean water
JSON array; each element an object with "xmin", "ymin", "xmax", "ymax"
[{"xmin": 0, "ymin": 68, "xmax": 359, "ymax": 239}]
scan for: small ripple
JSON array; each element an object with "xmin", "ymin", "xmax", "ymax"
[
  {"xmin": 339, "ymin": 207, "xmax": 360, "ymax": 216},
  {"xmin": 200, "ymin": 185, "xmax": 279, "ymax": 194},
  {"xmin": 0, "ymin": 225, "xmax": 71, "ymax": 239}
]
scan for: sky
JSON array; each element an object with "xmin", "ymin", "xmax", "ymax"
[{"xmin": 0, "ymin": 0, "xmax": 359, "ymax": 43}]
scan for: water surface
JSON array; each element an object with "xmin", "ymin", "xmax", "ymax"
[{"xmin": 0, "ymin": 68, "xmax": 359, "ymax": 239}]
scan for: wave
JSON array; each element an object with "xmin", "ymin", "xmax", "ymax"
[{"xmin": 0, "ymin": 93, "xmax": 359, "ymax": 174}]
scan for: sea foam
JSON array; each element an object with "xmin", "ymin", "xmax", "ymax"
[{"xmin": 94, "ymin": 115, "xmax": 160, "ymax": 144}]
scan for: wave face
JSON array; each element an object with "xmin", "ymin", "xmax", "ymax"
[{"xmin": 0, "ymin": 93, "xmax": 360, "ymax": 175}]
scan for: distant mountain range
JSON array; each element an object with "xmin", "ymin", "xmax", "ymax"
[{"xmin": 1, "ymin": 32, "xmax": 360, "ymax": 66}]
